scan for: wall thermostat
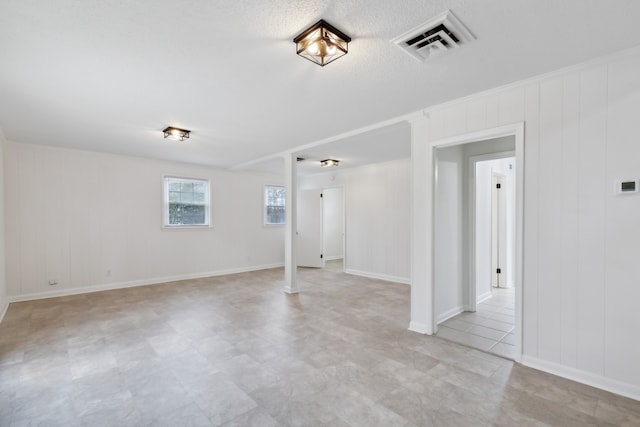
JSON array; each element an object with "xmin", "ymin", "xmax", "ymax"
[{"xmin": 615, "ymin": 180, "xmax": 638, "ymax": 195}]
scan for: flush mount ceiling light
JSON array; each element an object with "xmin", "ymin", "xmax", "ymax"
[
  {"xmin": 163, "ymin": 127, "xmax": 190, "ymax": 141},
  {"xmin": 293, "ymin": 20, "xmax": 351, "ymax": 67},
  {"xmin": 320, "ymin": 159, "xmax": 339, "ymax": 168}
]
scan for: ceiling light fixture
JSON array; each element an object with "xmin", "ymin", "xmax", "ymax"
[
  {"xmin": 163, "ymin": 127, "xmax": 190, "ymax": 141},
  {"xmin": 320, "ymin": 159, "xmax": 339, "ymax": 168},
  {"xmin": 293, "ymin": 20, "xmax": 351, "ymax": 67}
]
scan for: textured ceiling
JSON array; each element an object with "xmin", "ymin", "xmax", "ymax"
[{"xmin": 1, "ymin": 0, "xmax": 640, "ymax": 171}]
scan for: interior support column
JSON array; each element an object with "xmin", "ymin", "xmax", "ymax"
[
  {"xmin": 409, "ymin": 111, "xmax": 434, "ymax": 334},
  {"xmin": 283, "ymin": 153, "xmax": 298, "ymax": 294}
]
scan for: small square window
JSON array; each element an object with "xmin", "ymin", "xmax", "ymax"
[
  {"xmin": 163, "ymin": 176, "xmax": 210, "ymax": 228},
  {"xmin": 264, "ymin": 185, "xmax": 285, "ymax": 225}
]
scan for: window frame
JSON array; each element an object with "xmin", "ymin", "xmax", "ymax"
[
  {"xmin": 263, "ymin": 185, "xmax": 286, "ymax": 226},
  {"xmin": 162, "ymin": 175, "xmax": 212, "ymax": 229}
]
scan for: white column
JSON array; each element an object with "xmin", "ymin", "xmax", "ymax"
[
  {"xmin": 283, "ymin": 153, "xmax": 298, "ymax": 294},
  {"xmin": 409, "ymin": 112, "xmax": 434, "ymax": 334}
]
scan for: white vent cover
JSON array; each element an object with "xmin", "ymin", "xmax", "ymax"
[{"xmin": 392, "ymin": 10, "xmax": 475, "ymax": 62}]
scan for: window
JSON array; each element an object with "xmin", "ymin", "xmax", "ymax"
[
  {"xmin": 163, "ymin": 176, "xmax": 210, "ymax": 227},
  {"xmin": 264, "ymin": 185, "xmax": 285, "ymax": 225}
]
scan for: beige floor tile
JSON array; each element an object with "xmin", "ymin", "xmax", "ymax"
[
  {"xmin": 436, "ymin": 325, "xmax": 497, "ymax": 351},
  {"xmin": 0, "ymin": 268, "xmax": 636, "ymax": 426},
  {"xmin": 468, "ymin": 324, "xmax": 510, "ymax": 341}
]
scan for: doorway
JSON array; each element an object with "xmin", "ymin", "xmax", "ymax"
[
  {"xmin": 296, "ymin": 187, "xmax": 345, "ymax": 271},
  {"xmin": 322, "ymin": 187, "xmax": 345, "ymax": 272},
  {"xmin": 441, "ymin": 154, "xmax": 517, "ymax": 359},
  {"xmin": 474, "ymin": 155, "xmax": 516, "ymax": 304},
  {"xmin": 431, "ymin": 124, "xmax": 524, "ymax": 362}
]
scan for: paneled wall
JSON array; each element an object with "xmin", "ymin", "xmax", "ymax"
[
  {"xmin": 0, "ymin": 131, "xmax": 6, "ymax": 316},
  {"xmin": 4, "ymin": 142, "xmax": 285, "ymax": 300},
  {"xmin": 299, "ymin": 159, "xmax": 411, "ymax": 283},
  {"xmin": 434, "ymin": 145, "xmax": 465, "ymax": 321},
  {"xmin": 426, "ymin": 49, "xmax": 640, "ymax": 394}
]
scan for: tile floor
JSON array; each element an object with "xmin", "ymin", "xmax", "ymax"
[
  {"xmin": 437, "ymin": 287, "xmax": 516, "ymax": 359},
  {"xmin": 1, "ymin": 268, "xmax": 639, "ymax": 426},
  {"xmin": 323, "ymin": 258, "xmax": 344, "ymax": 272}
]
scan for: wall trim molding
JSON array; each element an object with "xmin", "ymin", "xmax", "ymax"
[
  {"xmin": 323, "ymin": 255, "xmax": 343, "ymax": 261},
  {"xmin": 6, "ymin": 263, "xmax": 284, "ymax": 303},
  {"xmin": 436, "ymin": 305, "xmax": 465, "ymax": 324},
  {"xmin": 408, "ymin": 321, "xmax": 432, "ymax": 335},
  {"xmin": 345, "ymin": 269, "xmax": 410, "ymax": 285},
  {"xmin": 476, "ymin": 291, "xmax": 492, "ymax": 304},
  {"xmin": 0, "ymin": 301, "xmax": 8, "ymax": 323},
  {"xmin": 521, "ymin": 355, "xmax": 640, "ymax": 401}
]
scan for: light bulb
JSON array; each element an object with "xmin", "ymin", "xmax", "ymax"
[{"xmin": 307, "ymin": 41, "xmax": 320, "ymax": 55}]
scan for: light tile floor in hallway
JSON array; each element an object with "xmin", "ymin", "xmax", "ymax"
[
  {"xmin": 1, "ymin": 270, "xmax": 639, "ymax": 426},
  {"xmin": 323, "ymin": 258, "xmax": 344, "ymax": 272},
  {"xmin": 437, "ymin": 287, "xmax": 516, "ymax": 359}
]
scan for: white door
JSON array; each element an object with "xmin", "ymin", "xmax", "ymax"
[
  {"xmin": 297, "ymin": 189, "xmax": 324, "ymax": 268},
  {"xmin": 322, "ymin": 187, "xmax": 344, "ymax": 261},
  {"xmin": 491, "ymin": 174, "xmax": 507, "ymax": 287}
]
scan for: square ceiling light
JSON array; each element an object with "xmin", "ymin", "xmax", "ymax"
[
  {"xmin": 320, "ymin": 159, "xmax": 339, "ymax": 167},
  {"xmin": 163, "ymin": 127, "xmax": 190, "ymax": 141},
  {"xmin": 293, "ymin": 20, "xmax": 351, "ymax": 67}
]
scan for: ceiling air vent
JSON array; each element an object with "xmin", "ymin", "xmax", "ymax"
[{"xmin": 392, "ymin": 10, "xmax": 475, "ymax": 62}]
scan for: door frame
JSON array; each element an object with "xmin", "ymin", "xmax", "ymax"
[
  {"xmin": 431, "ymin": 123, "xmax": 524, "ymax": 362},
  {"xmin": 491, "ymin": 171, "xmax": 507, "ymax": 289}
]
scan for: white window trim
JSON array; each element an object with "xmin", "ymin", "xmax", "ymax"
[
  {"xmin": 263, "ymin": 184, "xmax": 286, "ymax": 227},
  {"xmin": 162, "ymin": 175, "xmax": 212, "ymax": 229}
]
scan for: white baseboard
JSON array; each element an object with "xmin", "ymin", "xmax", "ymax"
[
  {"xmin": 323, "ymin": 256, "xmax": 343, "ymax": 261},
  {"xmin": 0, "ymin": 300, "xmax": 8, "ymax": 323},
  {"xmin": 6, "ymin": 263, "xmax": 284, "ymax": 303},
  {"xmin": 345, "ymin": 269, "xmax": 410, "ymax": 285},
  {"xmin": 408, "ymin": 321, "xmax": 433, "ymax": 335},
  {"xmin": 521, "ymin": 355, "xmax": 640, "ymax": 401},
  {"xmin": 477, "ymin": 291, "xmax": 492, "ymax": 304},
  {"xmin": 436, "ymin": 306, "xmax": 465, "ymax": 324}
]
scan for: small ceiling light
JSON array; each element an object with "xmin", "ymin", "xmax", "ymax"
[
  {"xmin": 163, "ymin": 127, "xmax": 190, "ymax": 141},
  {"xmin": 320, "ymin": 159, "xmax": 339, "ymax": 168},
  {"xmin": 293, "ymin": 20, "xmax": 351, "ymax": 67}
]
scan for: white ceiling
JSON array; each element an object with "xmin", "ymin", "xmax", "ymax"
[{"xmin": 1, "ymin": 0, "xmax": 640, "ymax": 173}]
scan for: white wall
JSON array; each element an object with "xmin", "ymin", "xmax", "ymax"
[
  {"xmin": 434, "ymin": 145, "xmax": 465, "ymax": 322},
  {"xmin": 0, "ymin": 129, "xmax": 6, "ymax": 319},
  {"xmin": 299, "ymin": 158, "xmax": 410, "ymax": 283},
  {"xmin": 424, "ymin": 48, "xmax": 640, "ymax": 397},
  {"xmin": 322, "ymin": 187, "xmax": 344, "ymax": 260},
  {"xmin": 4, "ymin": 142, "xmax": 285, "ymax": 300}
]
